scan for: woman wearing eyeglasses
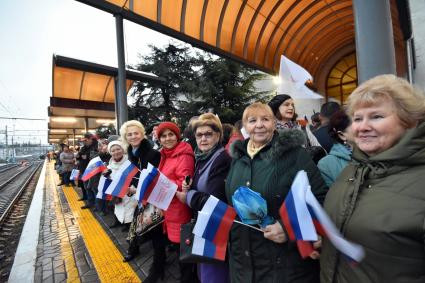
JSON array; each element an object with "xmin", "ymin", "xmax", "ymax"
[{"xmin": 178, "ymin": 113, "xmax": 232, "ymax": 283}]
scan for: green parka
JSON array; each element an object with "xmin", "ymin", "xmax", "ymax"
[
  {"xmin": 320, "ymin": 121, "xmax": 425, "ymax": 283},
  {"xmin": 225, "ymin": 129, "xmax": 328, "ymax": 283}
]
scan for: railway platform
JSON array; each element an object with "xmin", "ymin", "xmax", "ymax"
[{"xmin": 8, "ymin": 161, "xmax": 180, "ymax": 282}]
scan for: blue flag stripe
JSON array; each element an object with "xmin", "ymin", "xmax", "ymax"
[
  {"xmin": 102, "ymin": 179, "xmax": 112, "ymax": 199},
  {"xmin": 202, "ymin": 200, "xmax": 228, "ymax": 242},
  {"xmin": 203, "ymin": 239, "xmax": 216, "ymax": 258},
  {"xmin": 112, "ymin": 164, "xmax": 137, "ymax": 195},
  {"xmin": 285, "ymin": 190, "xmax": 303, "ymax": 240},
  {"xmin": 139, "ymin": 167, "xmax": 158, "ymax": 201}
]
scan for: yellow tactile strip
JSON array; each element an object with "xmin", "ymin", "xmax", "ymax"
[
  {"xmin": 61, "ymin": 177, "xmax": 141, "ymax": 282},
  {"xmin": 47, "ymin": 167, "xmax": 81, "ymax": 283}
]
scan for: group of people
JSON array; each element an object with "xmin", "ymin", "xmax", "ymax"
[{"xmin": 56, "ymin": 74, "xmax": 425, "ymax": 283}]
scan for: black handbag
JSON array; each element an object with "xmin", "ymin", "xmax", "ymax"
[{"xmin": 179, "ymin": 221, "xmax": 223, "ymax": 264}]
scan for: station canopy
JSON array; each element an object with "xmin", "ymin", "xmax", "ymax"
[
  {"xmin": 48, "ymin": 55, "xmax": 163, "ymax": 143},
  {"xmin": 77, "ymin": 0, "xmax": 406, "ymax": 78}
]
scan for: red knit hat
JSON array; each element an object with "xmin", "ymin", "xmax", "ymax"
[{"xmin": 157, "ymin": 121, "xmax": 181, "ymax": 140}]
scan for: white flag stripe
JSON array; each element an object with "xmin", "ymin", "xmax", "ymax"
[
  {"xmin": 192, "ymin": 235, "xmax": 206, "ymax": 256},
  {"xmin": 200, "ymin": 195, "xmax": 219, "ymax": 215},
  {"xmin": 192, "ymin": 211, "xmax": 211, "ymax": 238},
  {"xmin": 105, "ymin": 160, "xmax": 134, "ymax": 195},
  {"xmin": 291, "ymin": 172, "xmax": 318, "ymax": 241},
  {"xmin": 96, "ymin": 176, "xmax": 107, "ymax": 199},
  {"xmin": 305, "ymin": 187, "xmax": 365, "ymax": 262},
  {"xmin": 146, "ymin": 173, "xmax": 177, "ymax": 210},
  {"xmin": 86, "ymin": 156, "xmax": 103, "ymax": 169},
  {"xmin": 135, "ymin": 168, "xmax": 150, "ymax": 200}
]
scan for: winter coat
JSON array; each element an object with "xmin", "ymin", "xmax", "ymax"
[
  {"xmin": 317, "ymin": 143, "xmax": 351, "ymax": 187},
  {"xmin": 109, "ymin": 155, "xmax": 137, "ymax": 224},
  {"xmin": 313, "ymin": 125, "xmax": 333, "ymax": 153},
  {"xmin": 186, "ymin": 146, "xmax": 232, "ymax": 283},
  {"xmin": 127, "ymin": 138, "xmax": 161, "ymax": 244},
  {"xmin": 225, "ymin": 130, "xmax": 328, "ymax": 283},
  {"xmin": 320, "ymin": 121, "xmax": 425, "ymax": 283},
  {"xmin": 59, "ymin": 151, "xmax": 74, "ymax": 172},
  {"xmin": 158, "ymin": 141, "xmax": 194, "ymax": 243},
  {"xmin": 76, "ymin": 141, "xmax": 98, "ymax": 173},
  {"xmin": 225, "ymin": 133, "xmax": 244, "ymax": 154}
]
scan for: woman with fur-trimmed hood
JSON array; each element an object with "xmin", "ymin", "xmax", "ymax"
[{"xmin": 225, "ymin": 102, "xmax": 328, "ymax": 283}]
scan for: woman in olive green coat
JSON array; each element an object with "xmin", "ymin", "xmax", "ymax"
[
  {"xmin": 225, "ymin": 102, "xmax": 328, "ymax": 283},
  {"xmin": 321, "ymin": 75, "xmax": 425, "ymax": 283}
]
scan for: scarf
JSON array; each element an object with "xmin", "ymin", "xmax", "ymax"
[
  {"xmin": 247, "ymin": 140, "xmax": 268, "ymax": 159},
  {"xmin": 195, "ymin": 143, "xmax": 219, "ymax": 161},
  {"xmin": 108, "ymin": 154, "xmax": 128, "ymax": 175}
]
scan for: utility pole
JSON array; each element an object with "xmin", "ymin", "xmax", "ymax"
[{"xmin": 5, "ymin": 125, "xmax": 8, "ymax": 161}]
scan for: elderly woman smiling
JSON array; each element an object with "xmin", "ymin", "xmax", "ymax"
[
  {"xmin": 321, "ymin": 75, "xmax": 425, "ymax": 283},
  {"xmin": 225, "ymin": 102, "xmax": 327, "ymax": 283}
]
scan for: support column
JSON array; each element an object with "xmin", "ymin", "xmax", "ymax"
[
  {"xmin": 353, "ymin": 0, "xmax": 396, "ymax": 83},
  {"xmin": 114, "ymin": 14, "xmax": 128, "ymax": 134}
]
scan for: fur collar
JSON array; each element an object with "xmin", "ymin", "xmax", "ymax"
[{"xmin": 230, "ymin": 129, "xmax": 306, "ymax": 160}]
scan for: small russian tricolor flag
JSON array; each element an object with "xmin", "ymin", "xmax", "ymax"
[
  {"xmin": 70, "ymin": 169, "xmax": 80, "ymax": 181},
  {"xmin": 280, "ymin": 171, "xmax": 365, "ymax": 263},
  {"xmin": 96, "ymin": 176, "xmax": 112, "ymax": 200},
  {"xmin": 192, "ymin": 195, "xmax": 236, "ymax": 261},
  {"xmin": 135, "ymin": 163, "xmax": 160, "ymax": 202},
  {"xmin": 81, "ymin": 157, "xmax": 107, "ymax": 181},
  {"xmin": 105, "ymin": 160, "xmax": 139, "ymax": 198}
]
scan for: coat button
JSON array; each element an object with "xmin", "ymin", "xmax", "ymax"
[
  {"xmin": 246, "ymin": 181, "xmax": 250, "ymax": 187},
  {"xmin": 244, "ymin": 250, "xmax": 250, "ymax": 257},
  {"xmin": 276, "ymin": 257, "xmax": 281, "ymax": 264}
]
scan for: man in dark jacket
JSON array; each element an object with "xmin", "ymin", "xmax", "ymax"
[
  {"xmin": 313, "ymin": 102, "xmax": 341, "ymax": 152},
  {"xmin": 76, "ymin": 133, "xmax": 98, "ymax": 203}
]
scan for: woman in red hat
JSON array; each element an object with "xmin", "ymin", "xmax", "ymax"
[{"xmin": 156, "ymin": 121, "xmax": 196, "ymax": 283}]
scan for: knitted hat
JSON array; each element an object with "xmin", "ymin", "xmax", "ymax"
[
  {"xmin": 268, "ymin": 94, "xmax": 292, "ymax": 116},
  {"xmin": 157, "ymin": 121, "xmax": 181, "ymax": 140},
  {"xmin": 107, "ymin": 140, "xmax": 127, "ymax": 154}
]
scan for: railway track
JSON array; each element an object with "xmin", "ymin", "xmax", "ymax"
[
  {"xmin": 0, "ymin": 162, "xmax": 43, "ymax": 225},
  {"xmin": 0, "ymin": 164, "xmax": 19, "ymax": 174}
]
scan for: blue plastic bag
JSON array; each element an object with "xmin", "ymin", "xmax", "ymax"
[{"xmin": 232, "ymin": 186, "xmax": 274, "ymax": 228}]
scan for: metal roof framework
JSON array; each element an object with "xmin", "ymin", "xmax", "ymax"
[
  {"xmin": 75, "ymin": 0, "xmax": 407, "ymax": 79},
  {"xmin": 48, "ymin": 55, "xmax": 164, "ymax": 143}
]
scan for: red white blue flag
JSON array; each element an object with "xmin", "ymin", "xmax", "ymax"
[
  {"xmin": 96, "ymin": 176, "xmax": 112, "ymax": 200},
  {"xmin": 192, "ymin": 195, "xmax": 236, "ymax": 261},
  {"xmin": 70, "ymin": 169, "xmax": 80, "ymax": 181},
  {"xmin": 81, "ymin": 157, "xmax": 107, "ymax": 181},
  {"xmin": 105, "ymin": 160, "xmax": 139, "ymax": 198},
  {"xmin": 280, "ymin": 171, "xmax": 365, "ymax": 263},
  {"xmin": 135, "ymin": 163, "xmax": 177, "ymax": 210}
]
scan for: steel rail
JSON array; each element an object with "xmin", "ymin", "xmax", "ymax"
[{"xmin": 0, "ymin": 162, "xmax": 42, "ymax": 225}]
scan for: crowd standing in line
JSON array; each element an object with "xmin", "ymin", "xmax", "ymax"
[{"xmin": 52, "ymin": 74, "xmax": 425, "ymax": 283}]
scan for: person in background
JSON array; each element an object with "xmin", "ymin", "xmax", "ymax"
[
  {"xmin": 225, "ymin": 102, "xmax": 327, "ymax": 282},
  {"xmin": 317, "ymin": 110, "xmax": 352, "ymax": 187},
  {"xmin": 76, "ymin": 133, "xmax": 98, "ymax": 202},
  {"xmin": 156, "ymin": 121, "xmax": 196, "ymax": 283},
  {"xmin": 177, "ymin": 113, "xmax": 232, "ymax": 283},
  {"xmin": 148, "ymin": 125, "xmax": 160, "ymax": 150},
  {"xmin": 310, "ymin": 112, "xmax": 321, "ymax": 132},
  {"xmin": 182, "ymin": 116, "xmax": 199, "ymax": 150},
  {"xmin": 82, "ymin": 138, "xmax": 110, "ymax": 210},
  {"xmin": 321, "ymin": 75, "xmax": 425, "ymax": 283},
  {"xmin": 59, "ymin": 145, "xmax": 74, "ymax": 186},
  {"xmin": 222, "ymin": 123, "xmax": 244, "ymax": 154},
  {"xmin": 120, "ymin": 120, "xmax": 164, "ymax": 283},
  {"xmin": 313, "ymin": 101, "xmax": 341, "ymax": 152},
  {"xmin": 268, "ymin": 94, "xmax": 321, "ymax": 147}
]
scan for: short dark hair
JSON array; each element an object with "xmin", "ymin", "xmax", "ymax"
[
  {"xmin": 320, "ymin": 102, "xmax": 341, "ymax": 118},
  {"xmin": 328, "ymin": 110, "xmax": 351, "ymax": 144}
]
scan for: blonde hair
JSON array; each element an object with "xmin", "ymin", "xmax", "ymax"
[
  {"xmin": 120, "ymin": 120, "xmax": 146, "ymax": 147},
  {"xmin": 242, "ymin": 102, "xmax": 276, "ymax": 126},
  {"xmin": 192, "ymin": 113, "xmax": 223, "ymax": 141},
  {"xmin": 347, "ymin": 74, "xmax": 425, "ymax": 127}
]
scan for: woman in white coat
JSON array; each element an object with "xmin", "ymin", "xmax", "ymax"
[{"xmin": 107, "ymin": 140, "xmax": 138, "ymax": 229}]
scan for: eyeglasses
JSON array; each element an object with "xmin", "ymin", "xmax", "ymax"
[{"xmin": 195, "ymin": 131, "xmax": 215, "ymax": 139}]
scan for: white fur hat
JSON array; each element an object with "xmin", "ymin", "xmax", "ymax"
[{"xmin": 107, "ymin": 140, "xmax": 127, "ymax": 154}]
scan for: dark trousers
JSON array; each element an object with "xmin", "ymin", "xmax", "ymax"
[
  {"xmin": 128, "ymin": 224, "xmax": 166, "ymax": 267},
  {"xmin": 62, "ymin": 171, "xmax": 71, "ymax": 185},
  {"xmin": 80, "ymin": 180, "xmax": 88, "ymax": 200}
]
